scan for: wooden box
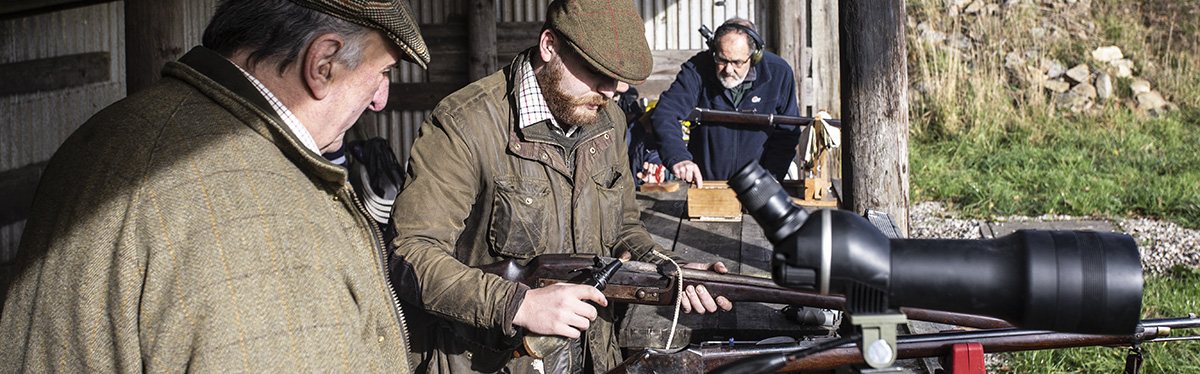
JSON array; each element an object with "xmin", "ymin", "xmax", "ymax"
[{"xmin": 686, "ymin": 181, "xmax": 742, "ymax": 221}]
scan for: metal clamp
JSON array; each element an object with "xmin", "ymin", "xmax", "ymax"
[{"xmin": 848, "ymin": 313, "xmax": 909, "ymax": 368}]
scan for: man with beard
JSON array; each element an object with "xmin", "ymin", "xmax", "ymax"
[
  {"xmin": 646, "ymin": 18, "xmax": 802, "ymax": 187},
  {"xmin": 390, "ymin": 0, "xmax": 731, "ymax": 373}
]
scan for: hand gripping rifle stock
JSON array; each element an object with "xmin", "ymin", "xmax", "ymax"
[{"xmin": 476, "ymin": 254, "xmax": 1013, "ymax": 329}]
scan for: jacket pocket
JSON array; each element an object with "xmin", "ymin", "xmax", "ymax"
[
  {"xmin": 591, "ymin": 167, "xmax": 623, "ymax": 248},
  {"xmin": 489, "ymin": 179, "xmax": 551, "ymax": 258}
]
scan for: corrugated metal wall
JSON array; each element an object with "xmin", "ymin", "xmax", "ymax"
[
  {"xmin": 371, "ymin": 0, "xmax": 762, "ymax": 163},
  {"xmin": 640, "ymin": 0, "xmax": 761, "ymax": 50}
]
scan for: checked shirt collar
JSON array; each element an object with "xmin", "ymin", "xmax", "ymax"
[
  {"xmin": 231, "ymin": 61, "xmax": 323, "ymax": 155},
  {"xmin": 515, "ymin": 51, "xmax": 579, "ymax": 137}
]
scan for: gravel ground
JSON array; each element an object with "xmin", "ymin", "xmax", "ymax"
[{"xmin": 908, "ymin": 201, "xmax": 1200, "ymax": 274}]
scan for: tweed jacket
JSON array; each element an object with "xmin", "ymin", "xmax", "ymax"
[
  {"xmin": 391, "ymin": 52, "xmax": 682, "ymax": 374},
  {"xmin": 650, "ymin": 50, "xmax": 802, "ymax": 180},
  {"xmin": 0, "ymin": 47, "xmax": 412, "ymax": 373}
]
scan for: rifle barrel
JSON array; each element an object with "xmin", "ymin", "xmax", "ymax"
[
  {"xmin": 702, "ymin": 323, "xmax": 1177, "ymax": 372},
  {"xmin": 687, "ymin": 108, "xmax": 842, "ymax": 128},
  {"xmin": 504, "ymin": 256, "xmax": 1013, "ymax": 329}
]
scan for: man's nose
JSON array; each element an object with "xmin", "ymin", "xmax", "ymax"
[
  {"xmin": 721, "ymin": 63, "xmax": 736, "ymax": 76},
  {"xmin": 596, "ymin": 77, "xmax": 617, "ymax": 99},
  {"xmin": 368, "ymin": 78, "xmax": 389, "ymax": 112}
]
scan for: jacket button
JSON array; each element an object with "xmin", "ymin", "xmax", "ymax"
[
  {"xmin": 524, "ymin": 197, "xmax": 533, "ymax": 205},
  {"xmin": 378, "ymin": 335, "xmax": 385, "ymax": 343},
  {"xmin": 589, "ymin": 147, "xmax": 596, "ymax": 154}
]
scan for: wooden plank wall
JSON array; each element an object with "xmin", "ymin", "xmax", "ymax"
[
  {"xmin": 0, "ymin": 1, "xmax": 218, "ymax": 263},
  {"xmin": 0, "ymin": 3, "xmax": 127, "ymax": 262}
]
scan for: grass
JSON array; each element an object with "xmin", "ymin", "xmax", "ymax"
[
  {"xmin": 906, "ymin": 0, "xmax": 1200, "ymax": 228},
  {"xmin": 1000, "ymin": 272, "xmax": 1200, "ymax": 374},
  {"xmin": 905, "ymin": 0, "xmax": 1200, "ymax": 372}
]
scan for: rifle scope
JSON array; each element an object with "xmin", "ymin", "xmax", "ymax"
[{"xmin": 728, "ymin": 162, "xmax": 1143, "ymax": 335}]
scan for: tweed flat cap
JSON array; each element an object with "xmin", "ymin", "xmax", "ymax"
[
  {"xmin": 545, "ymin": 0, "xmax": 653, "ymax": 84},
  {"xmin": 289, "ymin": 0, "xmax": 431, "ymax": 69}
]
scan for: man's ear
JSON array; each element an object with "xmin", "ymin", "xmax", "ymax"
[
  {"xmin": 537, "ymin": 29, "xmax": 557, "ymax": 64},
  {"xmin": 304, "ymin": 33, "xmax": 345, "ymax": 101}
]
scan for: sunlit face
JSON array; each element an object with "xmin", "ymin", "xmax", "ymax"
[
  {"xmin": 713, "ymin": 32, "xmax": 753, "ymax": 89},
  {"xmin": 314, "ymin": 31, "xmax": 400, "ymax": 152},
  {"xmin": 537, "ymin": 45, "xmax": 619, "ymax": 127}
]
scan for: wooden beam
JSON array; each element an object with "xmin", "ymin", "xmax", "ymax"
[
  {"xmin": 385, "ymin": 82, "xmax": 465, "ymax": 112},
  {"xmin": 839, "ymin": 0, "xmax": 911, "ymax": 235},
  {"xmin": 0, "ymin": 0, "xmax": 114, "ymax": 21},
  {"xmin": 0, "ymin": 52, "xmax": 110, "ymax": 96},
  {"xmin": 0, "ymin": 162, "xmax": 48, "ymax": 227},
  {"xmin": 467, "ymin": 0, "xmax": 498, "ymax": 81},
  {"xmin": 419, "ymin": 21, "xmax": 541, "ymax": 84},
  {"xmin": 812, "ymin": 0, "xmax": 840, "ymax": 117},
  {"xmin": 775, "ymin": 0, "xmax": 804, "ymax": 114},
  {"xmin": 125, "ymin": 0, "xmax": 189, "ymax": 95}
]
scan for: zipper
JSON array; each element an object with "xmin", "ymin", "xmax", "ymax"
[{"xmin": 344, "ymin": 183, "xmax": 411, "ymax": 371}]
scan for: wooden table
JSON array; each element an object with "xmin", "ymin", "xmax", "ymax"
[{"xmin": 618, "ymin": 187, "xmax": 835, "ymax": 350}]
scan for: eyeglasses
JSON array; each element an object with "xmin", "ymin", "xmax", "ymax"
[{"xmin": 714, "ymin": 54, "xmax": 750, "ymax": 68}]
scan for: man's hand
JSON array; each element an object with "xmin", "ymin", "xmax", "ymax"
[
  {"xmin": 636, "ymin": 162, "xmax": 664, "ymax": 184},
  {"xmin": 512, "ymin": 283, "xmax": 608, "ymax": 339},
  {"xmin": 671, "ymin": 160, "xmax": 704, "ymax": 188},
  {"xmin": 679, "ymin": 262, "xmax": 733, "ymax": 313}
]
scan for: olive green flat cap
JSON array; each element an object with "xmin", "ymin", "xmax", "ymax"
[
  {"xmin": 545, "ymin": 0, "xmax": 653, "ymax": 84},
  {"xmin": 289, "ymin": 0, "xmax": 431, "ymax": 69}
]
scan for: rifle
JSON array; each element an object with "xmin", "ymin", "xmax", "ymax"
[
  {"xmin": 607, "ymin": 315, "xmax": 1200, "ymax": 374},
  {"xmin": 684, "ymin": 107, "xmax": 842, "ymax": 128},
  {"xmin": 476, "ymin": 254, "xmax": 1013, "ymax": 329}
]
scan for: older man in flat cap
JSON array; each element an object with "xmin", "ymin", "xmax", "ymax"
[
  {"xmin": 0, "ymin": 0, "xmax": 429, "ymax": 372},
  {"xmin": 391, "ymin": 0, "xmax": 731, "ymax": 373}
]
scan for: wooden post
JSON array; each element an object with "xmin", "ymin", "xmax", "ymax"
[
  {"xmin": 839, "ymin": 0, "xmax": 910, "ymax": 235},
  {"xmin": 125, "ymin": 0, "xmax": 188, "ymax": 95},
  {"xmin": 775, "ymin": 0, "xmax": 804, "ymax": 113},
  {"xmin": 812, "ymin": 0, "xmax": 840, "ymax": 118},
  {"xmin": 467, "ymin": 0, "xmax": 498, "ymax": 81}
]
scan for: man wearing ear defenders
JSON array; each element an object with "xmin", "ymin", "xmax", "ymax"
[{"xmin": 646, "ymin": 18, "xmax": 802, "ymax": 187}]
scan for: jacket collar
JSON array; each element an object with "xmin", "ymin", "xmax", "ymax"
[
  {"xmin": 176, "ymin": 47, "xmax": 284, "ymax": 126},
  {"xmin": 169, "ymin": 46, "xmax": 348, "ymax": 187}
]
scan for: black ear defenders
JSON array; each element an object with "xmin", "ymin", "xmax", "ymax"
[{"xmin": 707, "ymin": 23, "xmax": 765, "ymax": 66}]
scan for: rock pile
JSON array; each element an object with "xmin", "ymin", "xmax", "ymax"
[
  {"xmin": 915, "ymin": 0, "xmax": 1176, "ymax": 114},
  {"xmin": 1005, "ymin": 45, "xmax": 1175, "ymax": 114}
]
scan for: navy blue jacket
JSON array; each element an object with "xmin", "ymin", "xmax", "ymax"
[{"xmin": 649, "ymin": 50, "xmax": 801, "ymax": 180}]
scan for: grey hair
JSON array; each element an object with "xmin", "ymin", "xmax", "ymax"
[
  {"xmin": 202, "ymin": 0, "xmax": 372, "ymax": 75},
  {"xmin": 713, "ymin": 17, "xmax": 758, "ymax": 50}
]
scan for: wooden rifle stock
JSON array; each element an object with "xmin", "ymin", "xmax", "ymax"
[
  {"xmin": 607, "ymin": 316, "xmax": 1200, "ymax": 373},
  {"xmin": 685, "ymin": 107, "xmax": 842, "ymax": 128},
  {"xmin": 476, "ymin": 254, "xmax": 1012, "ymax": 329}
]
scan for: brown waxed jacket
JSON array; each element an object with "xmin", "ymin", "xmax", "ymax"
[
  {"xmin": 1, "ymin": 47, "xmax": 413, "ymax": 373},
  {"xmin": 392, "ymin": 52, "xmax": 682, "ymax": 374}
]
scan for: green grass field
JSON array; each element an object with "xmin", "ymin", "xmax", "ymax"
[{"xmin": 905, "ymin": 0, "xmax": 1200, "ymax": 371}]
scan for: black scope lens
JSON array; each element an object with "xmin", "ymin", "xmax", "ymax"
[
  {"xmin": 729, "ymin": 162, "xmax": 1143, "ymax": 335},
  {"xmin": 729, "ymin": 162, "xmax": 809, "ymax": 243},
  {"xmin": 890, "ymin": 231, "xmax": 1143, "ymax": 334}
]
